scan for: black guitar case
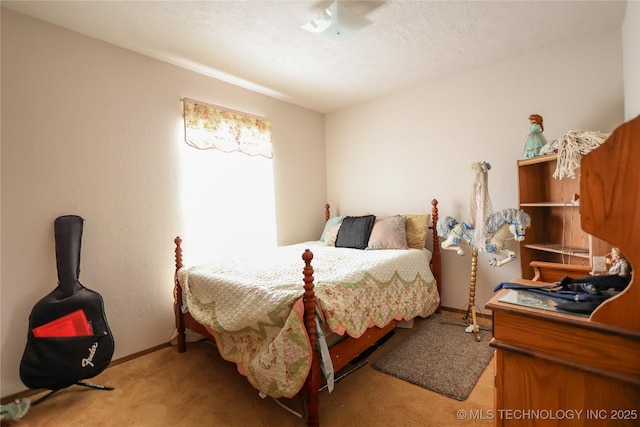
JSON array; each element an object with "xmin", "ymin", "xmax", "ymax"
[{"xmin": 20, "ymin": 215, "xmax": 115, "ymax": 391}]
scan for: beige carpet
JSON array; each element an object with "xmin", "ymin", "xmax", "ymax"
[{"xmin": 4, "ymin": 314, "xmax": 494, "ymax": 427}]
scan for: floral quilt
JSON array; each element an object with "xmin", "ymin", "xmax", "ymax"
[{"xmin": 178, "ymin": 241, "xmax": 440, "ymax": 398}]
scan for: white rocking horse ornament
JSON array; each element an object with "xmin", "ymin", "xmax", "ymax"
[{"xmin": 437, "ymin": 208, "xmax": 531, "ymax": 267}]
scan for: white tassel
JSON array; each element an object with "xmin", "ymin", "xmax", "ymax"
[
  {"xmin": 469, "ymin": 162, "xmax": 493, "ymax": 251},
  {"xmin": 553, "ymin": 130, "xmax": 610, "ymax": 180}
]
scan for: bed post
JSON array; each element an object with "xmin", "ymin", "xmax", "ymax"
[
  {"xmin": 325, "ymin": 203, "xmax": 331, "ymax": 222},
  {"xmin": 174, "ymin": 236, "xmax": 187, "ymax": 353},
  {"xmin": 302, "ymin": 249, "xmax": 320, "ymax": 427},
  {"xmin": 431, "ymin": 199, "xmax": 442, "ymax": 311}
]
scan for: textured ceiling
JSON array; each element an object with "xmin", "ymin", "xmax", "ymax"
[{"xmin": 2, "ymin": 1, "xmax": 627, "ymax": 113}]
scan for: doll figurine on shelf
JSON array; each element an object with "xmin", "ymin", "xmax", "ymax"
[{"xmin": 523, "ymin": 114, "xmax": 548, "ymax": 158}]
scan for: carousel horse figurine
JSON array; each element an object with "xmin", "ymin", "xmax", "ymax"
[{"xmin": 437, "ymin": 208, "xmax": 531, "ymax": 267}]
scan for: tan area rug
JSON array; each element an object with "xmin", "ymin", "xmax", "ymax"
[{"xmin": 373, "ymin": 314, "xmax": 494, "ymax": 401}]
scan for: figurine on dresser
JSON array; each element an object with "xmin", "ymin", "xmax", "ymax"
[
  {"xmin": 607, "ymin": 247, "xmax": 631, "ymax": 280},
  {"xmin": 558, "ymin": 247, "xmax": 631, "ymax": 295}
]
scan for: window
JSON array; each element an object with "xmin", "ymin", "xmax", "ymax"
[{"xmin": 179, "ymin": 99, "xmax": 276, "ymax": 263}]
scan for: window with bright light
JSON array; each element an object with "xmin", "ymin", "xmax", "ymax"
[{"xmin": 179, "ymin": 99, "xmax": 276, "ymax": 264}]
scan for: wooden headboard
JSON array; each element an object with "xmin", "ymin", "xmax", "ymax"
[{"xmin": 581, "ymin": 115, "xmax": 639, "ymax": 331}]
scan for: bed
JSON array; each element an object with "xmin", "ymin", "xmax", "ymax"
[{"xmin": 172, "ymin": 199, "xmax": 442, "ymax": 426}]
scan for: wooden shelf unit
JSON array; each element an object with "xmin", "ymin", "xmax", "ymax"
[{"xmin": 517, "ymin": 154, "xmax": 609, "ymax": 279}]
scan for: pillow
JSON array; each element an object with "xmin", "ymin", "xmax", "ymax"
[
  {"xmin": 320, "ymin": 216, "xmax": 343, "ymax": 241},
  {"xmin": 324, "ymin": 223, "xmax": 342, "ymax": 246},
  {"xmin": 367, "ymin": 215, "xmax": 409, "ymax": 250},
  {"xmin": 335, "ymin": 215, "xmax": 376, "ymax": 249},
  {"xmin": 405, "ymin": 213, "xmax": 431, "ymax": 249}
]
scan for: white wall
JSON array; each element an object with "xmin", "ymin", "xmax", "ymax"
[
  {"xmin": 325, "ymin": 29, "xmax": 624, "ymax": 314},
  {"xmin": 1, "ymin": 10, "xmax": 326, "ymax": 397},
  {"xmin": 623, "ymin": 0, "xmax": 640, "ymax": 120}
]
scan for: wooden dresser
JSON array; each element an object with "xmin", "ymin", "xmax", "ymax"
[
  {"xmin": 487, "ymin": 291, "xmax": 640, "ymax": 426},
  {"xmin": 486, "ymin": 116, "xmax": 640, "ymax": 426}
]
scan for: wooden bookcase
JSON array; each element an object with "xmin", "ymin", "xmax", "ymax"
[{"xmin": 517, "ymin": 154, "xmax": 609, "ymax": 279}]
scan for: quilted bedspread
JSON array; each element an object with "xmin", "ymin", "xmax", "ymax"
[{"xmin": 177, "ymin": 241, "xmax": 440, "ymax": 398}]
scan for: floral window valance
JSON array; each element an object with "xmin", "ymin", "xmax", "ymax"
[{"xmin": 183, "ymin": 98, "xmax": 272, "ymax": 158}]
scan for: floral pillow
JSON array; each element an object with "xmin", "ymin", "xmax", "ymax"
[{"xmin": 367, "ymin": 215, "xmax": 409, "ymax": 250}]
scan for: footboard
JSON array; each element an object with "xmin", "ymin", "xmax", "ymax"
[{"xmin": 173, "ymin": 238, "xmax": 321, "ymax": 424}]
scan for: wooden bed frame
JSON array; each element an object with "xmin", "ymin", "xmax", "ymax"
[{"xmin": 172, "ymin": 199, "xmax": 442, "ymax": 426}]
